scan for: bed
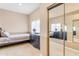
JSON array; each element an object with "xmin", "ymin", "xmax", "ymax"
[{"xmin": 0, "ymin": 34, "xmax": 30, "ymax": 46}]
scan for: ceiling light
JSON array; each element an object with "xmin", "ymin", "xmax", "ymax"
[{"xmin": 18, "ymin": 3, "xmax": 22, "ymax": 6}]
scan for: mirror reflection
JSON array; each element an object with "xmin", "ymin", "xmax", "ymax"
[
  {"xmin": 73, "ymin": 20, "xmax": 79, "ymax": 42},
  {"xmin": 48, "ymin": 3, "xmax": 79, "ymax": 56},
  {"xmin": 65, "ymin": 4, "xmax": 79, "ymax": 56},
  {"xmin": 49, "ymin": 4, "xmax": 64, "ymax": 56}
]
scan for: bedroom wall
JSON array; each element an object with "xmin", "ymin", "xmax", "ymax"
[
  {"xmin": 29, "ymin": 7, "xmax": 40, "ymax": 32},
  {"xmin": 40, "ymin": 3, "xmax": 52, "ymax": 56},
  {"xmin": 0, "ymin": 9, "xmax": 29, "ymax": 34},
  {"xmin": 29, "ymin": 3, "xmax": 52, "ymax": 56}
]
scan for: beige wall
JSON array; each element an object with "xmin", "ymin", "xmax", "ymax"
[
  {"xmin": 40, "ymin": 4, "xmax": 52, "ymax": 56},
  {"xmin": 29, "ymin": 8, "xmax": 40, "ymax": 32},
  {"xmin": 29, "ymin": 3, "xmax": 52, "ymax": 56},
  {"xmin": 0, "ymin": 9, "xmax": 29, "ymax": 34}
]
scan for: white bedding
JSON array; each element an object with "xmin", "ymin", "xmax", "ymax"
[
  {"xmin": 0, "ymin": 34, "xmax": 30, "ymax": 46},
  {"xmin": 9, "ymin": 34, "xmax": 30, "ymax": 39},
  {"xmin": 9, "ymin": 34, "xmax": 30, "ymax": 37}
]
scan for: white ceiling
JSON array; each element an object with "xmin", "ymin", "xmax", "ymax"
[{"xmin": 0, "ymin": 3, "xmax": 40, "ymax": 15}]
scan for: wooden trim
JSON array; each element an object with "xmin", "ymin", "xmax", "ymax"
[
  {"xmin": 47, "ymin": 8, "xmax": 49, "ymax": 56},
  {"xmin": 63, "ymin": 3, "xmax": 65, "ymax": 56},
  {"xmin": 47, "ymin": 3, "xmax": 63, "ymax": 10}
]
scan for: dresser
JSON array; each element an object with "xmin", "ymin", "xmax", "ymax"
[{"xmin": 30, "ymin": 34, "xmax": 40, "ymax": 49}]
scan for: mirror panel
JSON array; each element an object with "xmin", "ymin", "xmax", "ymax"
[
  {"xmin": 49, "ymin": 4, "xmax": 65, "ymax": 56},
  {"xmin": 65, "ymin": 3, "xmax": 79, "ymax": 56}
]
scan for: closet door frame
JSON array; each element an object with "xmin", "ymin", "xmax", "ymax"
[{"xmin": 47, "ymin": 3, "xmax": 65, "ymax": 56}]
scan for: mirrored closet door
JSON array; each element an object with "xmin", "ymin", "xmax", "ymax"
[
  {"xmin": 65, "ymin": 3, "xmax": 79, "ymax": 56},
  {"xmin": 48, "ymin": 4, "xmax": 65, "ymax": 56},
  {"xmin": 48, "ymin": 3, "xmax": 79, "ymax": 56}
]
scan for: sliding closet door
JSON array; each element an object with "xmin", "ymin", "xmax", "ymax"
[
  {"xmin": 65, "ymin": 3, "xmax": 79, "ymax": 56},
  {"xmin": 48, "ymin": 4, "xmax": 65, "ymax": 56}
]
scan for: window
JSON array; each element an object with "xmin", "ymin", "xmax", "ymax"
[{"xmin": 31, "ymin": 19, "xmax": 40, "ymax": 34}]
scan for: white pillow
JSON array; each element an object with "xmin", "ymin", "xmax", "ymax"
[{"xmin": 1, "ymin": 31, "xmax": 10, "ymax": 37}]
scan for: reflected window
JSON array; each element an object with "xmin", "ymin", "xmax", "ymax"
[{"xmin": 51, "ymin": 23, "xmax": 61, "ymax": 32}]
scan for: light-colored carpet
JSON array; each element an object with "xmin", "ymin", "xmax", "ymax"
[{"xmin": 0, "ymin": 43, "xmax": 40, "ymax": 56}]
